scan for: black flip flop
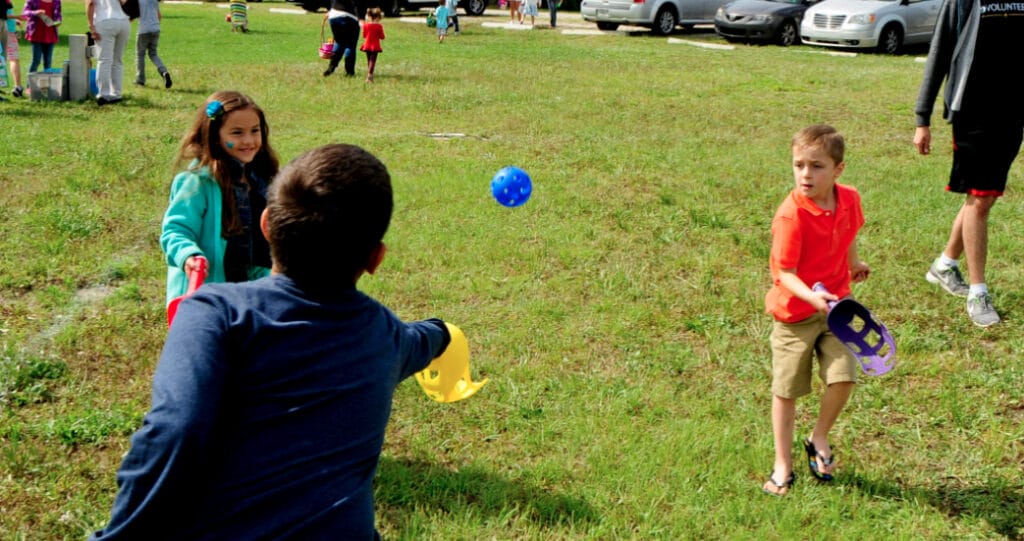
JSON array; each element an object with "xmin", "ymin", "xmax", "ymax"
[
  {"xmin": 803, "ymin": 439, "xmax": 835, "ymax": 482},
  {"xmin": 762, "ymin": 470, "xmax": 795, "ymax": 496}
]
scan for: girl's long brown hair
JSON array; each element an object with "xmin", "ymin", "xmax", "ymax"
[{"xmin": 175, "ymin": 90, "xmax": 280, "ymax": 236}]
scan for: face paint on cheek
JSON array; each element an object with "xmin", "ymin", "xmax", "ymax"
[{"xmin": 226, "ymin": 142, "xmax": 235, "ymax": 149}]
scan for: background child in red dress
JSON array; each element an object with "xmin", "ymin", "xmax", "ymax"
[{"xmin": 359, "ymin": 7, "xmax": 384, "ymax": 83}]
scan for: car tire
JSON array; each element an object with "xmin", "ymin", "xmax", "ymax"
[
  {"xmin": 777, "ymin": 20, "xmax": 798, "ymax": 46},
  {"xmin": 877, "ymin": 24, "xmax": 903, "ymax": 54},
  {"xmin": 463, "ymin": 0, "xmax": 487, "ymax": 15},
  {"xmin": 651, "ymin": 5, "xmax": 677, "ymax": 36},
  {"xmin": 596, "ymin": 21, "xmax": 620, "ymax": 30}
]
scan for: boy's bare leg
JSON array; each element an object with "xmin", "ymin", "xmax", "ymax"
[
  {"xmin": 765, "ymin": 394, "xmax": 796, "ymax": 494},
  {"xmin": 808, "ymin": 381, "xmax": 853, "ymax": 475},
  {"xmin": 959, "ymin": 195, "xmax": 995, "ymax": 285},
  {"xmin": 943, "ymin": 195, "xmax": 995, "ymax": 284},
  {"xmin": 941, "ymin": 202, "xmax": 966, "ymax": 262}
]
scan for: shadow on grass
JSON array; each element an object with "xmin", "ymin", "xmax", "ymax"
[
  {"xmin": 851, "ymin": 475, "xmax": 1024, "ymax": 539},
  {"xmin": 375, "ymin": 457, "xmax": 598, "ymax": 533},
  {"xmin": 1, "ymin": 88, "xmax": 205, "ymax": 115}
]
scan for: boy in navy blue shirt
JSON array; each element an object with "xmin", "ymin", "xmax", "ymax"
[{"xmin": 90, "ymin": 144, "xmax": 452, "ymax": 540}]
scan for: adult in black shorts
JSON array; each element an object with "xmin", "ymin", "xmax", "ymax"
[{"xmin": 914, "ymin": 0, "xmax": 1024, "ymax": 327}]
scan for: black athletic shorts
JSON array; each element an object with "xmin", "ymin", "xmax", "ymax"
[{"xmin": 949, "ymin": 115, "xmax": 1024, "ymax": 197}]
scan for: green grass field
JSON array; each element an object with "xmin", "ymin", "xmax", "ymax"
[{"xmin": 1, "ymin": 2, "xmax": 1023, "ymax": 539}]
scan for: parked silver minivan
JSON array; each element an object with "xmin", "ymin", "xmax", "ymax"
[
  {"xmin": 800, "ymin": 0, "xmax": 940, "ymax": 54},
  {"xmin": 581, "ymin": 0, "xmax": 730, "ymax": 35}
]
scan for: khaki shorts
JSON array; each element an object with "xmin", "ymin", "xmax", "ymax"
[{"xmin": 771, "ymin": 313, "xmax": 857, "ymax": 398}]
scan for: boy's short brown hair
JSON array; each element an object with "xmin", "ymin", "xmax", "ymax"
[
  {"xmin": 266, "ymin": 144, "xmax": 393, "ymax": 290},
  {"xmin": 792, "ymin": 124, "xmax": 845, "ymax": 165}
]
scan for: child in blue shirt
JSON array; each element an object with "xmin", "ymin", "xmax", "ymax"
[
  {"xmin": 434, "ymin": 0, "xmax": 449, "ymax": 42},
  {"xmin": 4, "ymin": 2, "xmax": 26, "ymax": 97},
  {"xmin": 90, "ymin": 144, "xmax": 453, "ymax": 540}
]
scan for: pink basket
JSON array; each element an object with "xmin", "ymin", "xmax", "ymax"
[
  {"xmin": 318, "ymin": 19, "xmax": 334, "ymax": 60},
  {"xmin": 319, "ymin": 42, "xmax": 334, "ymax": 60}
]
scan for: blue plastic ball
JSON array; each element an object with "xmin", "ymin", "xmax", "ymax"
[{"xmin": 491, "ymin": 166, "xmax": 532, "ymax": 207}]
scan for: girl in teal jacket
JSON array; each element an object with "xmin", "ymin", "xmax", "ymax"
[{"xmin": 161, "ymin": 90, "xmax": 280, "ymax": 305}]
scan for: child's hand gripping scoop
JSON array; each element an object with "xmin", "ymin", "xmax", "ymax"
[
  {"xmin": 415, "ymin": 323, "xmax": 489, "ymax": 402},
  {"xmin": 812, "ymin": 282, "xmax": 896, "ymax": 376},
  {"xmin": 167, "ymin": 256, "xmax": 208, "ymax": 328}
]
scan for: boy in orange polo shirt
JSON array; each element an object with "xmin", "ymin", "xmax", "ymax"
[{"xmin": 762, "ymin": 124, "xmax": 870, "ymax": 496}]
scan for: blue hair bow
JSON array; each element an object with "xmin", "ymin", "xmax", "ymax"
[{"xmin": 206, "ymin": 100, "xmax": 225, "ymax": 120}]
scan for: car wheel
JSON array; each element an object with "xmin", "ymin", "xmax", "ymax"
[
  {"xmin": 651, "ymin": 5, "xmax": 677, "ymax": 36},
  {"xmin": 877, "ymin": 24, "xmax": 903, "ymax": 54},
  {"xmin": 777, "ymin": 20, "xmax": 798, "ymax": 46},
  {"xmin": 463, "ymin": 0, "xmax": 487, "ymax": 15},
  {"xmin": 596, "ymin": 21, "xmax": 620, "ymax": 30}
]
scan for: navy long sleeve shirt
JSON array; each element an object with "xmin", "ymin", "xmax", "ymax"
[{"xmin": 90, "ymin": 275, "xmax": 450, "ymax": 540}]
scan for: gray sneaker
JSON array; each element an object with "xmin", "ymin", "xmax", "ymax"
[
  {"xmin": 967, "ymin": 293, "xmax": 1000, "ymax": 327},
  {"xmin": 926, "ymin": 261, "xmax": 969, "ymax": 297}
]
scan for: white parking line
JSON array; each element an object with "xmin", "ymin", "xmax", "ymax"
[
  {"xmin": 560, "ymin": 29, "xmax": 614, "ymax": 35},
  {"xmin": 666, "ymin": 37, "xmax": 733, "ymax": 50},
  {"xmin": 793, "ymin": 49, "xmax": 858, "ymax": 58},
  {"xmin": 481, "ymin": 21, "xmax": 535, "ymax": 30}
]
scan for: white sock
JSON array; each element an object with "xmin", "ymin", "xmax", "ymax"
[
  {"xmin": 969, "ymin": 283, "xmax": 988, "ymax": 298},
  {"xmin": 937, "ymin": 254, "xmax": 958, "ymax": 268}
]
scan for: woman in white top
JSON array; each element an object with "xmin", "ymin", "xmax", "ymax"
[
  {"xmin": 323, "ymin": 0, "xmax": 360, "ymax": 77},
  {"xmin": 86, "ymin": 0, "xmax": 130, "ymax": 105}
]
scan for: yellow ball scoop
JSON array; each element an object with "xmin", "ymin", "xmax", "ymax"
[{"xmin": 415, "ymin": 323, "xmax": 489, "ymax": 403}]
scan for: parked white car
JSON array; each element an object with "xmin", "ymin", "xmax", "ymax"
[
  {"xmin": 799, "ymin": 0, "xmax": 940, "ymax": 54},
  {"xmin": 581, "ymin": 0, "xmax": 730, "ymax": 36}
]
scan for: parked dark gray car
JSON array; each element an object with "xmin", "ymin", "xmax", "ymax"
[{"xmin": 715, "ymin": 0, "xmax": 820, "ymax": 46}]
